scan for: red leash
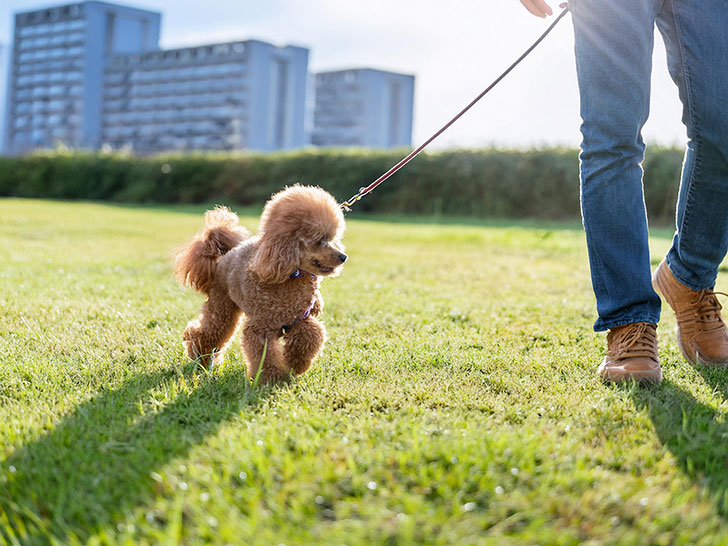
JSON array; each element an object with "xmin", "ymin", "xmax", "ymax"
[{"xmin": 340, "ymin": 3, "xmax": 570, "ymax": 211}]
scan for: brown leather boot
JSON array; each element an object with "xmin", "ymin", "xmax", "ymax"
[
  {"xmin": 597, "ymin": 322, "xmax": 662, "ymax": 384},
  {"xmin": 653, "ymin": 259, "xmax": 728, "ymax": 366}
]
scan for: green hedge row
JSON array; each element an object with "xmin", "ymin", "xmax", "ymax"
[{"xmin": 0, "ymin": 147, "xmax": 684, "ymax": 222}]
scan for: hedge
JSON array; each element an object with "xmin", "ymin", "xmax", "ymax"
[{"xmin": 0, "ymin": 147, "xmax": 684, "ymax": 223}]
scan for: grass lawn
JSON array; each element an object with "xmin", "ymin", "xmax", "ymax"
[{"xmin": 1, "ymin": 198, "xmax": 727, "ymax": 545}]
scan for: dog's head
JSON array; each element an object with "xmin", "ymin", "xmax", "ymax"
[{"xmin": 250, "ymin": 185, "xmax": 347, "ymax": 283}]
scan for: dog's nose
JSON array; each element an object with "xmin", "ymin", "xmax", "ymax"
[{"xmin": 338, "ymin": 253, "xmax": 348, "ymax": 263}]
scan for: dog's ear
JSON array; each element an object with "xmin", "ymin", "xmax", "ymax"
[{"xmin": 250, "ymin": 235, "xmax": 301, "ymax": 284}]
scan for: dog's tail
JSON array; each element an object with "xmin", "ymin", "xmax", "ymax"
[{"xmin": 174, "ymin": 206, "xmax": 250, "ymax": 295}]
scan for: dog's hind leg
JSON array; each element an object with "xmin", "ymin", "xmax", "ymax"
[
  {"xmin": 241, "ymin": 320, "xmax": 289, "ymax": 382},
  {"xmin": 183, "ymin": 289, "xmax": 242, "ymax": 367},
  {"xmin": 283, "ymin": 318, "xmax": 326, "ymax": 375}
]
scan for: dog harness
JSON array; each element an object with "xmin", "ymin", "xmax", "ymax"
[{"xmin": 281, "ymin": 269, "xmax": 318, "ymax": 335}]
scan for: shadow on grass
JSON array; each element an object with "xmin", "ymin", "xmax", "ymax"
[
  {"xmin": 0, "ymin": 362, "xmax": 269, "ymax": 543},
  {"xmin": 628, "ymin": 372, "xmax": 728, "ymax": 518}
]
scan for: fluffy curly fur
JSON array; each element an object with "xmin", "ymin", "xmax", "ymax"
[{"xmin": 174, "ymin": 185, "xmax": 347, "ymax": 382}]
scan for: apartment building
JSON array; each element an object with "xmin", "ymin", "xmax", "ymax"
[
  {"xmin": 3, "ymin": 1, "xmax": 160, "ymax": 153},
  {"xmin": 102, "ymin": 40, "xmax": 308, "ymax": 152},
  {"xmin": 312, "ymin": 68, "xmax": 414, "ymax": 148}
]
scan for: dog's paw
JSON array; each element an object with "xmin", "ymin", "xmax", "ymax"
[{"xmin": 183, "ymin": 338, "xmax": 201, "ymax": 359}]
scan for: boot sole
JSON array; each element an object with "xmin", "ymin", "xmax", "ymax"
[
  {"xmin": 675, "ymin": 326, "xmax": 728, "ymax": 367},
  {"xmin": 597, "ymin": 360, "xmax": 663, "ymax": 385}
]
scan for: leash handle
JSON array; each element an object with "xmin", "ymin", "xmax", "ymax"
[{"xmin": 340, "ymin": 2, "xmax": 570, "ymax": 211}]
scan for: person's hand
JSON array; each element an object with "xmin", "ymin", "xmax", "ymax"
[{"xmin": 519, "ymin": 0, "xmax": 553, "ymax": 17}]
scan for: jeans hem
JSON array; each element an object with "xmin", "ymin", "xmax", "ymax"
[
  {"xmin": 593, "ymin": 315, "xmax": 661, "ymax": 333},
  {"xmin": 665, "ymin": 254, "xmax": 715, "ymax": 291}
]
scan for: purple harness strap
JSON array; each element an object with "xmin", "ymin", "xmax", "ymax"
[{"xmin": 281, "ymin": 269, "xmax": 318, "ymax": 335}]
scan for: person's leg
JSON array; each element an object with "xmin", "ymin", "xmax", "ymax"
[
  {"xmin": 653, "ymin": 0, "xmax": 728, "ymax": 366},
  {"xmin": 656, "ymin": 0, "xmax": 728, "ymax": 290},
  {"xmin": 571, "ymin": 0, "xmax": 664, "ymax": 333}
]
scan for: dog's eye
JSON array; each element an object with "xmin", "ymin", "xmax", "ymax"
[{"xmin": 319, "ymin": 238, "xmax": 328, "ymax": 247}]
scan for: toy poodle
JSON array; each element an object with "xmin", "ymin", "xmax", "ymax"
[{"xmin": 174, "ymin": 185, "xmax": 347, "ymax": 382}]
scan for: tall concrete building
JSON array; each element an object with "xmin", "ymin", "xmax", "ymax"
[
  {"xmin": 102, "ymin": 40, "xmax": 308, "ymax": 152},
  {"xmin": 312, "ymin": 68, "xmax": 415, "ymax": 148},
  {"xmin": 0, "ymin": 43, "xmax": 10, "ymax": 152},
  {"xmin": 4, "ymin": 1, "xmax": 161, "ymax": 153}
]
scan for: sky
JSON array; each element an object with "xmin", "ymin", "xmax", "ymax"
[{"xmin": 0, "ymin": 0, "xmax": 687, "ymax": 150}]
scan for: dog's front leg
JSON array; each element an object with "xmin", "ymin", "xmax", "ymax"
[
  {"xmin": 283, "ymin": 318, "xmax": 326, "ymax": 375},
  {"xmin": 241, "ymin": 319, "xmax": 289, "ymax": 382},
  {"xmin": 311, "ymin": 290, "xmax": 324, "ymax": 317}
]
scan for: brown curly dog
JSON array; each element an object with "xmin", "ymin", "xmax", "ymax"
[{"xmin": 174, "ymin": 185, "xmax": 347, "ymax": 382}]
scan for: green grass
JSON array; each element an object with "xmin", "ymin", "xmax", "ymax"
[{"xmin": 1, "ymin": 198, "xmax": 727, "ymax": 545}]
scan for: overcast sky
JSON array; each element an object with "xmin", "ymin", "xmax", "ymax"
[{"xmin": 1, "ymin": 0, "xmax": 687, "ymax": 150}]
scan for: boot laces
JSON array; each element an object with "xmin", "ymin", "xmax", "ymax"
[
  {"xmin": 680, "ymin": 290, "xmax": 728, "ymax": 333},
  {"xmin": 612, "ymin": 322, "xmax": 657, "ymax": 360}
]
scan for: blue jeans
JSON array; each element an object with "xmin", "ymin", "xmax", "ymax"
[{"xmin": 571, "ymin": 0, "xmax": 728, "ymax": 331}]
